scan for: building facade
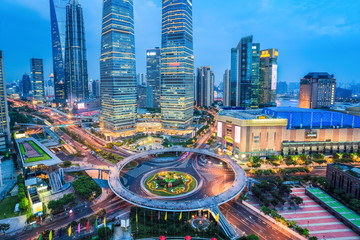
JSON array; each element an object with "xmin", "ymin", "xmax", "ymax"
[
  {"xmin": 196, "ymin": 66, "xmax": 214, "ymax": 107},
  {"xmin": 217, "ymin": 107, "xmax": 360, "ymax": 158},
  {"xmin": 30, "ymin": 58, "xmax": 45, "ymax": 102},
  {"xmin": 65, "ymin": 0, "xmax": 89, "ymax": 107},
  {"xmin": 161, "ymin": 0, "xmax": 194, "ymax": 135},
  {"xmin": 146, "ymin": 47, "xmax": 161, "ymax": 108},
  {"xmin": 0, "ymin": 51, "xmax": 11, "ymax": 149},
  {"xmin": 100, "ymin": 0, "xmax": 137, "ymax": 139},
  {"xmin": 259, "ymin": 48, "xmax": 278, "ymax": 107},
  {"xmin": 49, "ymin": 0, "xmax": 66, "ymax": 103},
  {"xmin": 22, "ymin": 73, "xmax": 32, "ymax": 97},
  {"xmin": 299, "ymin": 72, "xmax": 336, "ymax": 109},
  {"xmin": 326, "ymin": 163, "xmax": 360, "ymax": 200},
  {"xmin": 230, "ymin": 35, "xmax": 260, "ymax": 109},
  {"xmin": 223, "ymin": 69, "xmax": 231, "ymax": 107},
  {"xmin": 92, "ymin": 79, "xmax": 100, "ymax": 98}
]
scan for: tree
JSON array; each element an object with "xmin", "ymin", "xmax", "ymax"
[
  {"xmin": 19, "ymin": 197, "xmax": 29, "ymax": 211},
  {"xmin": 0, "ymin": 223, "xmax": 10, "ymax": 234},
  {"xmin": 97, "ymin": 209, "xmax": 106, "ymax": 219},
  {"xmin": 291, "ymin": 196, "xmax": 303, "ymax": 206},
  {"xmin": 63, "ymin": 160, "xmax": 72, "ymax": 168},
  {"xmin": 239, "ymin": 194, "xmax": 248, "ymax": 203},
  {"xmin": 309, "ymin": 237, "xmax": 318, "ymax": 240},
  {"xmin": 98, "ymin": 227, "xmax": 112, "ymax": 238}
]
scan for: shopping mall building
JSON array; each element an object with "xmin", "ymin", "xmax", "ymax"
[{"xmin": 216, "ymin": 107, "xmax": 360, "ymax": 158}]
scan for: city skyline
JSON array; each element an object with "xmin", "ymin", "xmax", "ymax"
[{"xmin": 1, "ymin": 0, "xmax": 359, "ymax": 86}]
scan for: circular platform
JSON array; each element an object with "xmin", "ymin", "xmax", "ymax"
[{"xmin": 108, "ymin": 147, "xmax": 247, "ymax": 211}]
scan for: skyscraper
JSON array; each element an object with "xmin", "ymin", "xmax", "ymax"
[
  {"xmin": 49, "ymin": 0, "xmax": 67, "ymax": 103},
  {"xmin": 100, "ymin": 0, "xmax": 137, "ymax": 139},
  {"xmin": 161, "ymin": 0, "xmax": 194, "ymax": 135},
  {"xmin": 230, "ymin": 35, "xmax": 260, "ymax": 108},
  {"xmin": 196, "ymin": 67, "xmax": 214, "ymax": 107},
  {"xmin": 92, "ymin": 79, "xmax": 100, "ymax": 98},
  {"xmin": 259, "ymin": 48, "xmax": 278, "ymax": 107},
  {"xmin": 299, "ymin": 72, "xmax": 336, "ymax": 109},
  {"xmin": 22, "ymin": 73, "xmax": 31, "ymax": 97},
  {"xmin": 0, "ymin": 51, "xmax": 11, "ymax": 149},
  {"xmin": 65, "ymin": 0, "xmax": 89, "ymax": 108},
  {"xmin": 30, "ymin": 58, "xmax": 45, "ymax": 101},
  {"xmin": 223, "ymin": 69, "xmax": 231, "ymax": 107},
  {"xmin": 146, "ymin": 47, "xmax": 161, "ymax": 108}
]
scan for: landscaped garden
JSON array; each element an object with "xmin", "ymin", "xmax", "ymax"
[
  {"xmin": 19, "ymin": 140, "xmax": 51, "ymax": 163},
  {"xmin": 144, "ymin": 171, "xmax": 197, "ymax": 197}
]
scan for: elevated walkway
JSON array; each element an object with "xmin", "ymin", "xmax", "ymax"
[{"xmin": 210, "ymin": 206, "xmax": 238, "ymax": 240}]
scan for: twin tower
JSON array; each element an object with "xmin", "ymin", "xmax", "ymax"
[{"xmin": 100, "ymin": 0, "xmax": 194, "ymax": 140}]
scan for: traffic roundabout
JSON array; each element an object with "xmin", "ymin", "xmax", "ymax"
[{"xmin": 108, "ymin": 147, "xmax": 247, "ymax": 211}]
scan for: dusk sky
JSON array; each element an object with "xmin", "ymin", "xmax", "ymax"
[{"xmin": 1, "ymin": 0, "xmax": 359, "ymax": 86}]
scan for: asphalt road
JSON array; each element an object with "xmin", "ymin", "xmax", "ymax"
[
  {"xmin": 12, "ymin": 193, "xmax": 130, "ymax": 240},
  {"xmin": 120, "ymin": 153, "xmax": 235, "ymax": 201},
  {"xmin": 219, "ymin": 201, "xmax": 296, "ymax": 240}
]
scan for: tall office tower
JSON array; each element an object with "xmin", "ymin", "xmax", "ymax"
[
  {"xmin": 299, "ymin": 72, "xmax": 336, "ymax": 109},
  {"xmin": 49, "ymin": 0, "xmax": 67, "ymax": 103},
  {"xmin": 22, "ymin": 73, "xmax": 32, "ymax": 97},
  {"xmin": 259, "ymin": 48, "xmax": 278, "ymax": 107},
  {"xmin": 0, "ymin": 51, "xmax": 11, "ymax": 149},
  {"xmin": 136, "ymin": 73, "xmax": 146, "ymax": 86},
  {"xmin": 196, "ymin": 67, "xmax": 214, "ymax": 107},
  {"xmin": 161, "ymin": 0, "xmax": 194, "ymax": 135},
  {"xmin": 92, "ymin": 79, "xmax": 101, "ymax": 98},
  {"xmin": 65, "ymin": 0, "xmax": 89, "ymax": 108},
  {"xmin": 146, "ymin": 47, "xmax": 161, "ymax": 108},
  {"xmin": 100, "ymin": 0, "xmax": 137, "ymax": 139},
  {"xmin": 230, "ymin": 35, "xmax": 260, "ymax": 108},
  {"xmin": 30, "ymin": 58, "xmax": 45, "ymax": 101},
  {"xmin": 223, "ymin": 69, "xmax": 231, "ymax": 107}
]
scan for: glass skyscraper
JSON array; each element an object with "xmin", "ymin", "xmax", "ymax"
[
  {"xmin": 223, "ymin": 69, "xmax": 231, "ymax": 107},
  {"xmin": 146, "ymin": 47, "xmax": 161, "ymax": 108},
  {"xmin": 259, "ymin": 48, "xmax": 278, "ymax": 107},
  {"xmin": 230, "ymin": 35, "xmax": 260, "ymax": 108},
  {"xmin": 65, "ymin": 0, "xmax": 89, "ymax": 108},
  {"xmin": 0, "ymin": 51, "xmax": 11, "ymax": 149},
  {"xmin": 161, "ymin": 0, "xmax": 194, "ymax": 134},
  {"xmin": 49, "ymin": 0, "xmax": 66, "ymax": 103},
  {"xmin": 30, "ymin": 58, "xmax": 45, "ymax": 101},
  {"xmin": 196, "ymin": 66, "xmax": 214, "ymax": 107},
  {"xmin": 100, "ymin": 0, "xmax": 137, "ymax": 139}
]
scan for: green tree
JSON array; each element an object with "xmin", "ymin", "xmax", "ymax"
[
  {"xmin": 98, "ymin": 227, "xmax": 112, "ymax": 238},
  {"xmin": 19, "ymin": 197, "xmax": 29, "ymax": 211},
  {"xmin": 63, "ymin": 160, "xmax": 72, "ymax": 168}
]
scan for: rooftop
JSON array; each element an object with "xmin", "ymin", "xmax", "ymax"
[
  {"xmin": 303, "ymin": 72, "xmax": 334, "ymax": 79},
  {"xmin": 219, "ymin": 109, "xmax": 272, "ymax": 120},
  {"xmin": 332, "ymin": 163, "xmax": 360, "ymax": 179}
]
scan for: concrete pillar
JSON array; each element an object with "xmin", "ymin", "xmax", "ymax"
[{"xmin": 98, "ymin": 170, "xmax": 100, "ymax": 179}]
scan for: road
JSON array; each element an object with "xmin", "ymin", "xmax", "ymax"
[
  {"xmin": 219, "ymin": 201, "xmax": 296, "ymax": 240},
  {"xmin": 12, "ymin": 193, "xmax": 130, "ymax": 240}
]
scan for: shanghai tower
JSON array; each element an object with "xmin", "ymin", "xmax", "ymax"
[
  {"xmin": 100, "ymin": 0, "xmax": 137, "ymax": 140},
  {"xmin": 65, "ymin": 0, "xmax": 89, "ymax": 107},
  {"xmin": 161, "ymin": 0, "xmax": 194, "ymax": 135}
]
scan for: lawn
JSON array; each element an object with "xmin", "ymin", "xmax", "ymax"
[
  {"xmin": 0, "ymin": 196, "xmax": 31, "ymax": 220},
  {"xmin": 23, "ymin": 141, "xmax": 52, "ymax": 163}
]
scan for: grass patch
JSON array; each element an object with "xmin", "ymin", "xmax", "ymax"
[
  {"xmin": 0, "ymin": 196, "xmax": 31, "ymax": 220},
  {"xmin": 124, "ymin": 161, "xmax": 138, "ymax": 169},
  {"xmin": 22, "ymin": 141, "xmax": 52, "ymax": 163}
]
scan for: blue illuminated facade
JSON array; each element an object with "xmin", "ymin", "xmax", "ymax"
[
  {"xmin": 161, "ymin": 0, "xmax": 194, "ymax": 134},
  {"xmin": 264, "ymin": 107, "xmax": 360, "ymax": 129},
  {"xmin": 100, "ymin": 0, "xmax": 137, "ymax": 138}
]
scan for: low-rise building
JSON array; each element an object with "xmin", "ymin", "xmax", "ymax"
[
  {"xmin": 217, "ymin": 107, "xmax": 360, "ymax": 158},
  {"xmin": 326, "ymin": 163, "xmax": 360, "ymax": 200}
]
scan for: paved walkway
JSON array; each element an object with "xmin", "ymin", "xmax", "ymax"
[
  {"xmin": 0, "ymin": 215, "xmax": 26, "ymax": 234},
  {"xmin": 248, "ymin": 187, "xmax": 360, "ymax": 240}
]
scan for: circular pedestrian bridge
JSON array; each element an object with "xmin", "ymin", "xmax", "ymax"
[{"xmin": 108, "ymin": 147, "xmax": 247, "ymax": 211}]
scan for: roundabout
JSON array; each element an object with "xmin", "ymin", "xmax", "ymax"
[
  {"xmin": 144, "ymin": 170, "xmax": 197, "ymax": 197},
  {"xmin": 108, "ymin": 147, "xmax": 247, "ymax": 211}
]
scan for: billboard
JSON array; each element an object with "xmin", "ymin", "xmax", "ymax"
[
  {"xmin": 235, "ymin": 126, "xmax": 241, "ymax": 143},
  {"xmin": 271, "ymin": 64, "xmax": 278, "ymax": 90},
  {"xmin": 217, "ymin": 122, "xmax": 223, "ymax": 138}
]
